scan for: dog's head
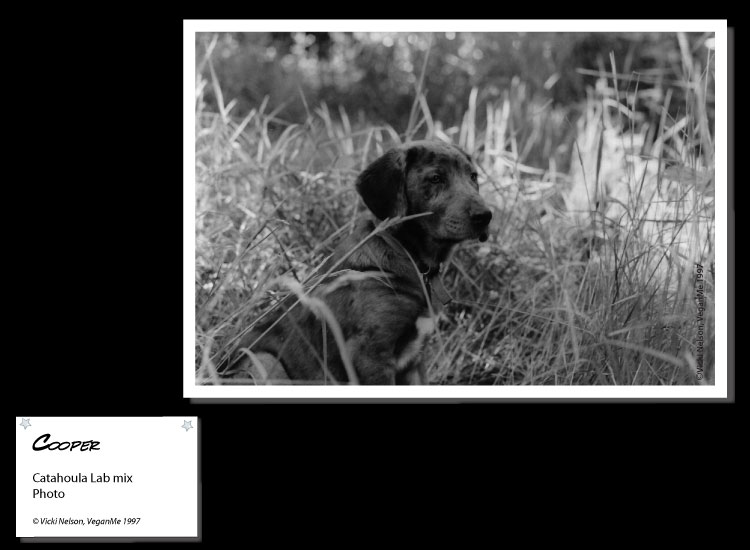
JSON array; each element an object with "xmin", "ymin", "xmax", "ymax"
[{"xmin": 355, "ymin": 140, "xmax": 492, "ymax": 242}]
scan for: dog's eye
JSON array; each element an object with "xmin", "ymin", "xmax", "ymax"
[
  {"xmin": 429, "ymin": 174, "xmax": 442, "ymax": 184},
  {"xmin": 470, "ymin": 172, "xmax": 478, "ymax": 183}
]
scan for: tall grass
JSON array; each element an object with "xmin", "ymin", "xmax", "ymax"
[{"xmin": 195, "ymin": 33, "xmax": 715, "ymax": 385}]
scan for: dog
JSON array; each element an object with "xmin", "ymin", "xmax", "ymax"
[{"xmin": 222, "ymin": 140, "xmax": 492, "ymax": 385}]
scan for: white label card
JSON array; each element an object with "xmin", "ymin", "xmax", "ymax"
[{"xmin": 16, "ymin": 417, "xmax": 199, "ymax": 539}]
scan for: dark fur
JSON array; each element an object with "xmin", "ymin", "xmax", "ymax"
[{"xmin": 222, "ymin": 140, "xmax": 491, "ymax": 385}]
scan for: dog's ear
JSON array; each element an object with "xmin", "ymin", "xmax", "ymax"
[{"xmin": 355, "ymin": 148, "xmax": 407, "ymax": 220}]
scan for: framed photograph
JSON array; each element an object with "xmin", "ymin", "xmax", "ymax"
[{"xmin": 184, "ymin": 20, "xmax": 729, "ymax": 400}]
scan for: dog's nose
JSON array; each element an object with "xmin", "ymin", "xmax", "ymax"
[{"xmin": 471, "ymin": 209, "xmax": 492, "ymax": 228}]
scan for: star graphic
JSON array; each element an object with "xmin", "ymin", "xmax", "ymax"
[
  {"xmin": 20, "ymin": 418, "xmax": 31, "ymax": 430},
  {"xmin": 182, "ymin": 420, "xmax": 193, "ymax": 432}
]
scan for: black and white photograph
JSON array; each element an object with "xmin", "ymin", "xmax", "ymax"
[{"xmin": 186, "ymin": 21, "xmax": 727, "ymax": 398}]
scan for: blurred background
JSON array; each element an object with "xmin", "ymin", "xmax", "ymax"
[
  {"xmin": 197, "ymin": 32, "xmax": 713, "ymax": 169},
  {"xmin": 195, "ymin": 31, "xmax": 716, "ymax": 386}
]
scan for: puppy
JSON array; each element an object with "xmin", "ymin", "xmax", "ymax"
[{"xmin": 222, "ymin": 140, "xmax": 492, "ymax": 384}]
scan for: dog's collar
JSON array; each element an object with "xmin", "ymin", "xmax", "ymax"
[
  {"xmin": 418, "ymin": 261, "xmax": 442, "ymax": 279},
  {"xmin": 418, "ymin": 262, "xmax": 452, "ymax": 306}
]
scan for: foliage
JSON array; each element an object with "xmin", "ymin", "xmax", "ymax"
[{"xmin": 196, "ymin": 31, "xmax": 714, "ymax": 135}]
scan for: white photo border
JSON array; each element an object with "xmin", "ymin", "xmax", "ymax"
[{"xmin": 184, "ymin": 20, "xmax": 729, "ymax": 399}]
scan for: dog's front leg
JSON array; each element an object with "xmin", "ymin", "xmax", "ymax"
[
  {"xmin": 346, "ymin": 342, "xmax": 398, "ymax": 385},
  {"xmin": 395, "ymin": 361, "xmax": 428, "ymax": 385},
  {"xmin": 353, "ymin": 356, "xmax": 397, "ymax": 385}
]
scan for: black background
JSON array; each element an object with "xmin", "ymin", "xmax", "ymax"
[{"xmin": 14, "ymin": 15, "xmax": 736, "ymax": 546}]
